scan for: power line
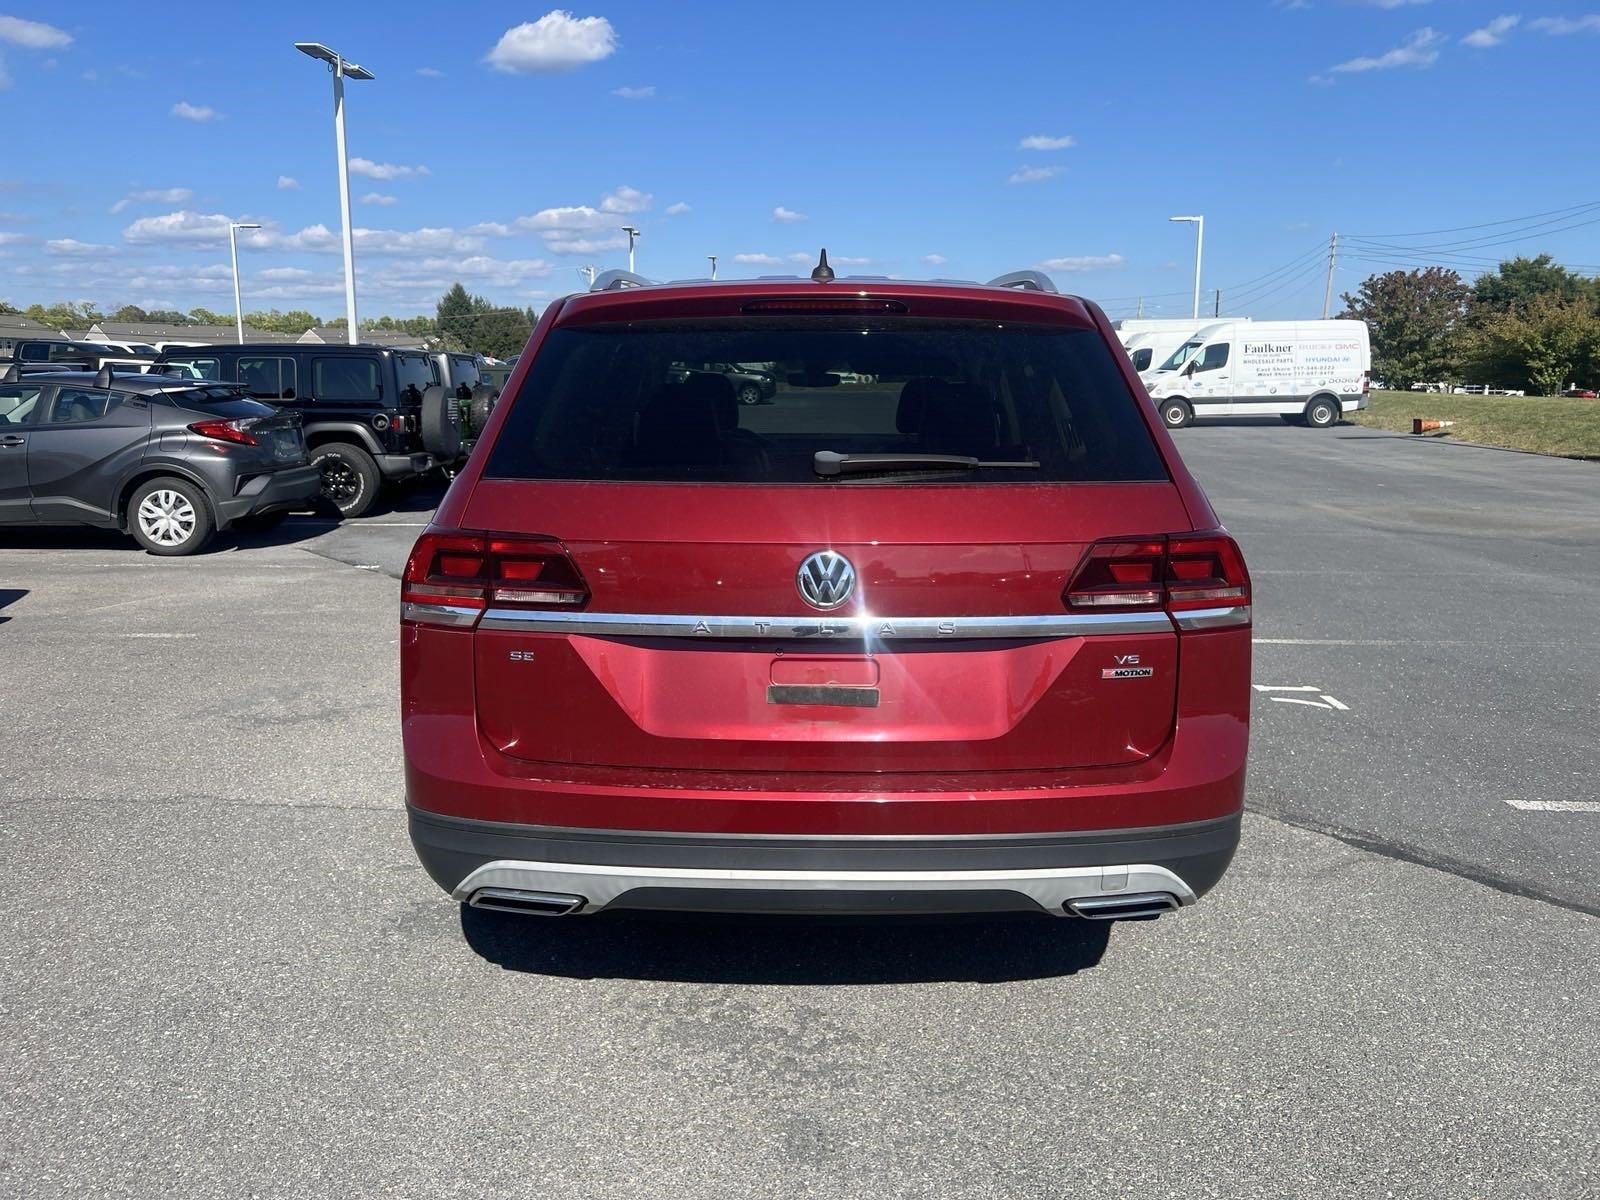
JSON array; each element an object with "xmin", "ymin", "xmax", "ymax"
[{"xmin": 1348, "ymin": 199, "xmax": 1600, "ymax": 240}]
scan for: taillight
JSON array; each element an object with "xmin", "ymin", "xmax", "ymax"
[
  {"xmin": 1065, "ymin": 533, "xmax": 1250, "ymax": 627},
  {"xmin": 401, "ymin": 530, "xmax": 589, "ymax": 628},
  {"xmin": 188, "ymin": 418, "xmax": 259, "ymax": 446}
]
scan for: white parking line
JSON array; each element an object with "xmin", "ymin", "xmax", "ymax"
[{"xmin": 1503, "ymin": 800, "xmax": 1600, "ymax": 813}]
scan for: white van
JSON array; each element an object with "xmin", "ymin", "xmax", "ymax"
[
  {"xmin": 1113, "ymin": 318, "xmax": 1251, "ymax": 379},
  {"xmin": 1142, "ymin": 319, "xmax": 1371, "ymax": 429}
]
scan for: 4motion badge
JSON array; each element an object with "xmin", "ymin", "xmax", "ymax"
[{"xmin": 1101, "ymin": 653, "xmax": 1154, "ymax": 680}]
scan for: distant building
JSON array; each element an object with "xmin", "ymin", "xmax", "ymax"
[
  {"xmin": 0, "ymin": 315, "xmax": 69, "ymax": 355},
  {"xmin": 297, "ymin": 326, "xmax": 433, "ymax": 350}
]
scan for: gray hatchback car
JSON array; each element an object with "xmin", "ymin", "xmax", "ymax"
[{"xmin": 0, "ymin": 365, "xmax": 320, "ymax": 555}]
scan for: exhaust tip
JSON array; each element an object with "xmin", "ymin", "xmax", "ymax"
[
  {"xmin": 1066, "ymin": 892, "xmax": 1181, "ymax": 921},
  {"xmin": 469, "ymin": 887, "xmax": 586, "ymax": 916}
]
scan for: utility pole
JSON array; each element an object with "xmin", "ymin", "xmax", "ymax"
[
  {"xmin": 1214, "ymin": 288, "xmax": 1221, "ymax": 318},
  {"xmin": 708, "ymin": 255, "xmax": 718, "ymax": 280},
  {"xmin": 1322, "ymin": 231, "xmax": 1339, "ymax": 319},
  {"xmin": 578, "ymin": 265, "xmax": 597, "ymax": 287},
  {"xmin": 621, "ymin": 225, "xmax": 641, "ymax": 273},
  {"xmin": 1136, "ymin": 296, "xmax": 1144, "ymax": 318}
]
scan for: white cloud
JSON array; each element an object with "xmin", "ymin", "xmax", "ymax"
[
  {"xmin": 1038, "ymin": 253, "xmax": 1124, "ymax": 272},
  {"xmin": 665, "ymin": 201, "xmax": 691, "ymax": 216},
  {"xmin": 1008, "ymin": 164, "xmax": 1063, "ymax": 184},
  {"xmin": 1349, "ymin": 0, "xmax": 1432, "ymax": 7},
  {"xmin": 773, "ymin": 206, "xmax": 807, "ymax": 222},
  {"xmin": 0, "ymin": 15, "xmax": 72, "ymax": 48},
  {"xmin": 544, "ymin": 234, "xmax": 627, "ymax": 255},
  {"xmin": 486, "ymin": 11, "xmax": 618, "ymax": 73},
  {"xmin": 466, "ymin": 221, "xmax": 515, "ymax": 237},
  {"xmin": 44, "ymin": 238, "xmax": 114, "ymax": 256},
  {"xmin": 600, "ymin": 185, "xmax": 651, "ymax": 213},
  {"xmin": 1331, "ymin": 27, "xmax": 1443, "ymax": 72},
  {"xmin": 110, "ymin": 186, "xmax": 193, "ymax": 214},
  {"xmin": 120, "ymin": 210, "xmax": 488, "ymax": 256},
  {"xmin": 1018, "ymin": 134, "xmax": 1075, "ymax": 151},
  {"xmin": 513, "ymin": 187, "xmax": 652, "ymax": 253},
  {"xmin": 360, "ymin": 192, "xmax": 399, "ymax": 206},
  {"xmin": 170, "ymin": 101, "xmax": 220, "ymax": 122},
  {"xmin": 277, "ymin": 175, "xmax": 301, "ymax": 190},
  {"xmin": 349, "ymin": 157, "xmax": 431, "ymax": 181},
  {"xmin": 1529, "ymin": 15, "xmax": 1600, "ymax": 34},
  {"xmin": 834, "ymin": 256, "xmax": 873, "ymax": 266},
  {"xmin": 922, "ymin": 253, "xmax": 947, "ymax": 265},
  {"xmin": 612, "ymin": 84, "xmax": 654, "ymax": 99},
  {"xmin": 787, "ymin": 252, "xmax": 813, "ymax": 263},
  {"xmin": 257, "ymin": 267, "xmax": 315, "ymax": 281},
  {"xmin": 1463, "ymin": 14, "xmax": 1520, "ymax": 46},
  {"xmin": 416, "ymin": 66, "xmax": 444, "ymax": 77},
  {"xmin": 734, "ymin": 253, "xmax": 784, "ymax": 266}
]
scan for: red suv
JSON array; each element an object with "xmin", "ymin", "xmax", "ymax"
[{"xmin": 402, "ymin": 260, "xmax": 1250, "ymax": 923}]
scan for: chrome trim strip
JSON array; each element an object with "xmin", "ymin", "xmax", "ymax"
[
  {"xmin": 1171, "ymin": 605, "xmax": 1251, "ymax": 631},
  {"xmin": 474, "ymin": 608, "xmax": 1175, "ymax": 640},
  {"xmin": 401, "ymin": 601, "xmax": 481, "ymax": 628},
  {"xmin": 453, "ymin": 859, "xmax": 1197, "ymax": 916}
]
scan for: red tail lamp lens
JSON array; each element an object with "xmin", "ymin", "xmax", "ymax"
[
  {"xmin": 188, "ymin": 418, "xmax": 259, "ymax": 446},
  {"xmin": 1064, "ymin": 534, "xmax": 1250, "ymax": 619},
  {"xmin": 402, "ymin": 531, "xmax": 589, "ymax": 625}
]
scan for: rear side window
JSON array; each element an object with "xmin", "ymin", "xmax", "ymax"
[
  {"xmin": 395, "ymin": 354, "xmax": 434, "ymax": 401},
  {"xmin": 312, "ymin": 357, "xmax": 381, "ymax": 401},
  {"xmin": 237, "ymin": 356, "xmax": 297, "ymax": 399},
  {"xmin": 1130, "ymin": 347, "xmax": 1153, "ymax": 372},
  {"xmin": 46, "ymin": 388, "xmax": 117, "ymax": 423},
  {"xmin": 162, "ymin": 356, "xmax": 222, "ymax": 381},
  {"xmin": 484, "ymin": 322, "xmax": 1167, "ymax": 484},
  {"xmin": 1197, "ymin": 343, "xmax": 1229, "ymax": 372}
]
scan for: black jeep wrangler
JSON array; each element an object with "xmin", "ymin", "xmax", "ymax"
[{"xmin": 154, "ymin": 343, "xmax": 460, "ymax": 517}]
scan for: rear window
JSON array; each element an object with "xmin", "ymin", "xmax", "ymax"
[{"xmin": 484, "ymin": 321, "xmax": 1166, "ymax": 484}]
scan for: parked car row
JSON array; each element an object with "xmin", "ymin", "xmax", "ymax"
[{"xmin": 0, "ymin": 362, "xmax": 320, "ymax": 555}]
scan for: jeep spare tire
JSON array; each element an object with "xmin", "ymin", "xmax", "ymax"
[
  {"xmin": 419, "ymin": 384, "xmax": 462, "ymax": 461},
  {"xmin": 467, "ymin": 383, "xmax": 499, "ymax": 435}
]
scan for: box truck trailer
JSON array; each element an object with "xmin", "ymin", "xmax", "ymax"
[{"xmin": 1142, "ymin": 319, "xmax": 1371, "ymax": 429}]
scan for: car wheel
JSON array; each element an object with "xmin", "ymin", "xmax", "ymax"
[
  {"xmin": 738, "ymin": 383, "xmax": 763, "ymax": 406},
  {"xmin": 231, "ymin": 510, "xmax": 288, "ymax": 534},
  {"xmin": 312, "ymin": 442, "xmax": 380, "ymax": 518},
  {"xmin": 129, "ymin": 477, "xmax": 214, "ymax": 556},
  {"xmin": 1160, "ymin": 399, "xmax": 1193, "ymax": 429},
  {"xmin": 1305, "ymin": 397, "xmax": 1339, "ymax": 428}
]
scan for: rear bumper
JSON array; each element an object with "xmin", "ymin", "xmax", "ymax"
[
  {"xmin": 216, "ymin": 463, "xmax": 321, "ymax": 524},
  {"xmin": 377, "ymin": 451, "xmax": 436, "ymax": 479},
  {"xmin": 409, "ymin": 807, "xmax": 1240, "ymax": 916}
]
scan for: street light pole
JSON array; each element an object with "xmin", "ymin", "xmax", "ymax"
[
  {"xmin": 296, "ymin": 42, "xmax": 374, "ymax": 346},
  {"xmin": 622, "ymin": 225, "xmax": 640, "ymax": 273},
  {"xmin": 228, "ymin": 222, "xmax": 262, "ymax": 345},
  {"xmin": 1169, "ymin": 215, "xmax": 1204, "ymax": 320},
  {"xmin": 708, "ymin": 255, "xmax": 717, "ymax": 280}
]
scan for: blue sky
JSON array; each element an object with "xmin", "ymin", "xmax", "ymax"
[{"xmin": 4, "ymin": 1, "xmax": 1600, "ymax": 321}]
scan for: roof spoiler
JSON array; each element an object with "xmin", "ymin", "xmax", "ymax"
[
  {"xmin": 95, "ymin": 364, "xmax": 114, "ymax": 388},
  {"xmin": 985, "ymin": 270, "xmax": 1058, "ymax": 294},
  {"xmin": 1, "ymin": 362, "xmax": 17, "ymax": 384},
  {"xmin": 589, "ymin": 269, "xmax": 653, "ymax": 292}
]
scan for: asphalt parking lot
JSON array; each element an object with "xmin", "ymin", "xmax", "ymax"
[{"xmin": 2, "ymin": 421, "xmax": 1596, "ymax": 1198}]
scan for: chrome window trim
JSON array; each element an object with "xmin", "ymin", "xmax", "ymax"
[
  {"xmin": 473, "ymin": 608, "xmax": 1176, "ymax": 640},
  {"xmin": 1171, "ymin": 605, "xmax": 1251, "ymax": 630}
]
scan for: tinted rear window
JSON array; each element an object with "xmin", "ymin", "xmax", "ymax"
[{"xmin": 484, "ymin": 321, "xmax": 1165, "ymax": 484}]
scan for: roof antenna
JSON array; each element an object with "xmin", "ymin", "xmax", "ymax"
[{"xmin": 811, "ymin": 248, "xmax": 835, "ymax": 283}]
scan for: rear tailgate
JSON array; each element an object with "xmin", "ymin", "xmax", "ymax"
[{"xmin": 464, "ymin": 482, "xmax": 1188, "ymax": 774}]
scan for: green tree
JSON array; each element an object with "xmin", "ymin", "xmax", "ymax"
[
  {"xmin": 188, "ymin": 307, "xmax": 231, "ymax": 326},
  {"xmin": 144, "ymin": 310, "xmax": 192, "ymax": 325},
  {"xmin": 1457, "ymin": 294, "xmax": 1600, "ymax": 395},
  {"xmin": 23, "ymin": 300, "xmax": 103, "ymax": 329},
  {"xmin": 110, "ymin": 304, "xmax": 149, "ymax": 322},
  {"xmin": 0, "ymin": 301, "xmax": 18, "ymax": 315},
  {"xmin": 1472, "ymin": 254, "xmax": 1595, "ymax": 313},
  {"xmin": 1339, "ymin": 267, "xmax": 1471, "ymax": 390}
]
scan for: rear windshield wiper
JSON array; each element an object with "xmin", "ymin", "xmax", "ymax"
[{"xmin": 814, "ymin": 450, "xmax": 1040, "ymax": 477}]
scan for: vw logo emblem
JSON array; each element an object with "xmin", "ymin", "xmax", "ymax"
[{"xmin": 796, "ymin": 550, "xmax": 856, "ymax": 610}]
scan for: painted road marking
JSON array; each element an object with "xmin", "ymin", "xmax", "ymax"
[
  {"xmin": 1253, "ymin": 684, "xmax": 1349, "ymax": 711},
  {"xmin": 1503, "ymin": 800, "xmax": 1600, "ymax": 813}
]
